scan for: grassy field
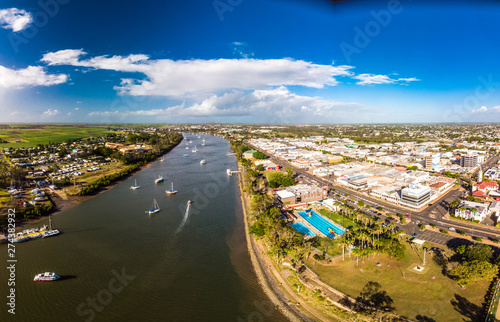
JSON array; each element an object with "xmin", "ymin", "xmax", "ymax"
[
  {"xmin": 318, "ymin": 208, "xmax": 359, "ymax": 229},
  {"xmin": 0, "ymin": 125, "xmax": 111, "ymax": 148},
  {"xmin": 308, "ymin": 243, "xmax": 489, "ymax": 321},
  {"xmin": 64, "ymin": 162, "xmax": 126, "ymax": 195},
  {"xmin": 0, "ymin": 189, "xmax": 12, "ymax": 209}
]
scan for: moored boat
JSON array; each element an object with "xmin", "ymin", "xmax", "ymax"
[
  {"xmin": 34, "ymin": 272, "xmax": 60, "ymax": 281},
  {"xmin": 148, "ymin": 199, "xmax": 160, "ymax": 214},
  {"xmin": 130, "ymin": 179, "xmax": 140, "ymax": 190},
  {"xmin": 200, "ymin": 160, "xmax": 206, "ymax": 165},
  {"xmin": 166, "ymin": 182, "xmax": 177, "ymax": 195},
  {"xmin": 155, "ymin": 175, "xmax": 164, "ymax": 184}
]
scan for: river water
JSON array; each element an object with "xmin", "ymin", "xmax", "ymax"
[{"xmin": 0, "ymin": 134, "xmax": 287, "ymax": 322}]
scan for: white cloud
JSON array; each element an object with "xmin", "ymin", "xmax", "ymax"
[
  {"xmin": 88, "ymin": 86, "xmax": 366, "ymax": 123},
  {"xmin": 231, "ymin": 41, "xmax": 254, "ymax": 59},
  {"xmin": 0, "ymin": 8, "xmax": 33, "ymax": 32},
  {"xmin": 42, "ymin": 49, "xmax": 354, "ymax": 98},
  {"xmin": 0, "ymin": 65, "xmax": 68, "ymax": 88},
  {"xmin": 471, "ymin": 105, "xmax": 500, "ymax": 114},
  {"xmin": 354, "ymin": 74, "xmax": 419, "ymax": 86},
  {"xmin": 42, "ymin": 108, "xmax": 59, "ymax": 116}
]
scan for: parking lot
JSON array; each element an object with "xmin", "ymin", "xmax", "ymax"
[{"xmin": 413, "ymin": 229, "xmax": 473, "ymax": 248}]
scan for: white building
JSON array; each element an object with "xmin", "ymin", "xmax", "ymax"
[{"xmin": 455, "ymin": 200, "xmax": 490, "ymax": 222}]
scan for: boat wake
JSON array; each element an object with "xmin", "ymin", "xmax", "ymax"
[{"xmin": 175, "ymin": 201, "xmax": 191, "ymax": 233}]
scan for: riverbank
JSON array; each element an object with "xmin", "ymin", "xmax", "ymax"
[
  {"xmin": 0, "ymin": 137, "xmax": 181, "ymax": 231},
  {"xmin": 238, "ymin": 164, "xmax": 308, "ymax": 321}
]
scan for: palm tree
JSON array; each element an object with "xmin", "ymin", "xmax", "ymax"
[
  {"xmin": 338, "ymin": 236, "xmax": 349, "ymax": 261},
  {"xmin": 352, "ymin": 248, "xmax": 362, "ymax": 267}
]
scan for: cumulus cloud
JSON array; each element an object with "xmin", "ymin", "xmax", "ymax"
[
  {"xmin": 353, "ymin": 74, "xmax": 420, "ymax": 86},
  {"xmin": 42, "ymin": 108, "xmax": 59, "ymax": 116},
  {"xmin": 0, "ymin": 65, "xmax": 68, "ymax": 88},
  {"xmin": 42, "ymin": 49, "xmax": 354, "ymax": 98},
  {"xmin": 88, "ymin": 86, "xmax": 366, "ymax": 123},
  {"xmin": 471, "ymin": 105, "xmax": 500, "ymax": 114},
  {"xmin": 0, "ymin": 8, "xmax": 33, "ymax": 32}
]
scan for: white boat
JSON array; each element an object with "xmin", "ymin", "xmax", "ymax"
[
  {"xmin": 202, "ymin": 138, "xmax": 205, "ymax": 146},
  {"xmin": 192, "ymin": 146, "xmax": 197, "ymax": 153},
  {"xmin": 155, "ymin": 175, "xmax": 164, "ymax": 184},
  {"xmin": 160, "ymin": 156, "xmax": 165, "ymax": 162},
  {"xmin": 130, "ymin": 179, "xmax": 140, "ymax": 190},
  {"xmin": 165, "ymin": 182, "xmax": 177, "ymax": 195},
  {"xmin": 200, "ymin": 160, "xmax": 206, "ymax": 165},
  {"xmin": 34, "ymin": 272, "xmax": 60, "ymax": 281},
  {"xmin": 42, "ymin": 215, "xmax": 60, "ymax": 238},
  {"xmin": 189, "ymin": 140, "xmax": 193, "ymax": 144},
  {"xmin": 186, "ymin": 147, "xmax": 189, "ymax": 149},
  {"xmin": 148, "ymin": 199, "xmax": 160, "ymax": 214}
]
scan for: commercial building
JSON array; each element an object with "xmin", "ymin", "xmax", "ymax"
[
  {"xmin": 460, "ymin": 154, "xmax": 478, "ymax": 168},
  {"xmin": 400, "ymin": 184, "xmax": 431, "ymax": 209},
  {"xmin": 276, "ymin": 184, "xmax": 325, "ymax": 207}
]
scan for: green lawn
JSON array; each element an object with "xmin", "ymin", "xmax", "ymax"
[
  {"xmin": 0, "ymin": 125, "xmax": 111, "ymax": 148},
  {"xmin": 0, "ymin": 188, "xmax": 11, "ymax": 209},
  {"xmin": 308, "ymin": 243, "xmax": 489, "ymax": 321},
  {"xmin": 318, "ymin": 208, "xmax": 359, "ymax": 229}
]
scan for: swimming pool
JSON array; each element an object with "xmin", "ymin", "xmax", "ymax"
[
  {"xmin": 291, "ymin": 222, "xmax": 316, "ymax": 236},
  {"xmin": 297, "ymin": 210, "xmax": 345, "ymax": 238}
]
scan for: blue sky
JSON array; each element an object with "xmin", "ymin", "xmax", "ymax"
[{"xmin": 0, "ymin": 0, "xmax": 499, "ymax": 123}]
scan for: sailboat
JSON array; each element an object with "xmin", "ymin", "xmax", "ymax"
[
  {"xmin": 155, "ymin": 175, "xmax": 164, "ymax": 184},
  {"xmin": 130, "ymin": 179, "xmax": 140, "ymax": 190},
  {"xmin": 148, "ymin": 199, "xmax": 160, "ymax": 214},
  {"xmin": 200, "ymin": 159, "xmax": 206, "ymax": 165},
  {"xmin": 202, "ymin": 138, "xmax": 205, "ymax": 146},
  {"xmin": 192, "ymin": 146, "xmax": 197, "ymax": 153},
  {"xmin": 165, "ymin": 182, "xmax": 177, "ymax": 195},
  {"xmin": 160, "ymin": 156, "xmax": 165, "ymax": 162},
  {"xmin": 42, "ymin": 215, "xmax": 60, "ymax": 238}
]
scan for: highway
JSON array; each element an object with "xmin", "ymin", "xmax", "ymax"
[{"xmin": 246, "ymin": 141, "xmax": 500, "ymax": 246}]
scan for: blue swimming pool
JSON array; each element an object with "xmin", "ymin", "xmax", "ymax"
[
  {"xmin": 297, "ymin": 210, "xmax": 345, "ymax": 238},
  {"xmin": 291, "ymin": 222, "xmax": 316, "ymax": 236}
]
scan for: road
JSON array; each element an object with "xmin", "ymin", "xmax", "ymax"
[{"xmin": 246, "ymin": 141, "xmax": 500, "ymax": 245}]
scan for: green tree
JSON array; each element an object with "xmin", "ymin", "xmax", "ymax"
[
  {"xmin": 451, "ymin": 260, "xmax": 497, "ymax": 286},
  {"xmin": 358, "ymin": 200, "xmax": 364, "ymax": 207},
  {"xmin": 460, "ymin": 244, "xmax": 493, "ymax": 262},
  {"xmin": 253, "ymin": 151, "xmax": 267, "ymax": 159}
]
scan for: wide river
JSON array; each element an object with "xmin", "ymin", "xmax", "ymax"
[{"xmin": 0, "ymin": 134, "xmax": 287, "ymax": 322}]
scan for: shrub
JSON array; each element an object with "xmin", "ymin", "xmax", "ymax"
[
  {"xmin": 493, "ymin": 238, "xmax": 499, "ymax": 243},
  {"xmin": 401, "ymin": 218, "xmax": 406, "ymax": 224},
  {"xmin": 473, "ymin": 236, "xmax": 482, "ymax": 242},
  {"xmin": 458, "ymin": 230, "xmax": 466, "ymax": 235},
  {"xmin": 431, "ymin": 224, "xmax": 436, "ymax": 228},
  {"xmin": 419, "ymin": 225, "xmax": 426, "ymax": 230},
  {"xmin": 440, "ymin": 229, "xmax": 449, "ymax": 234}
]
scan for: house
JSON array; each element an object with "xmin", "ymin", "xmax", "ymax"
[
  {"xmin": 472, "ymin": 181, "xmax": 499, "ymax": 197},
  {"xmin": 266, "ymin": 163, "xmax": 280, "ymax": 171},
  {"xmin": 243, "ymin": 150, "xmax": 258, "ymax": 159},
  {"xmin": 455, "ymin": 200, "xmax": 490, "ymax": 222},
  {"xmin": 489, "ymin": 201, "xmax": 500, "ymax": 218}
]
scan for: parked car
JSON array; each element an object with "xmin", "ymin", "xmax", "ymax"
[{"xmin": 449, "ymin": 227, "xmax": 456, "ymax": 231}]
